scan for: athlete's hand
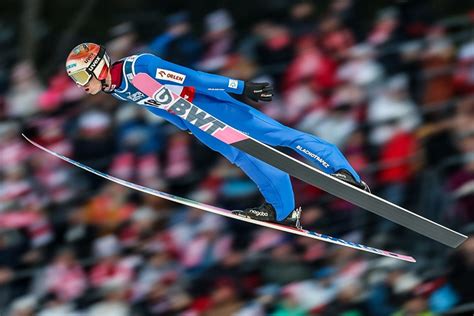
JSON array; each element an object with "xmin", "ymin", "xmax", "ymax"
[{"xmin": 244, "ymin": 82, "xmax": 273, "ymax": 102}]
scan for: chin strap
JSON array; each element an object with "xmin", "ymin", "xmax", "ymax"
[{"xmin": 101, "ymin": 79, "xmax": 115, "ymax": 94}]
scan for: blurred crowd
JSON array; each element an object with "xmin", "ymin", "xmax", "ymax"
[{"xmin": 1, "ymin": 0, "xmax": 474, "ymax": 315}]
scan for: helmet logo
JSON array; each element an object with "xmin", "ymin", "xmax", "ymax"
[
  {"xmin": 84, "ymin": 53, "xmax": 94, "ymax": 63},
  {"xmin": 87, "ymin": 56, "xmax": 101, "ymax": 72},
  {"xmin": 73, "ymin": 43, "xmax": 89, "ymax": 55}
]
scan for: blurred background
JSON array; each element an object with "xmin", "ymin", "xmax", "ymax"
[{"xmin": 1, "ymin": 0, "xmax": 474, "ymax": 315}]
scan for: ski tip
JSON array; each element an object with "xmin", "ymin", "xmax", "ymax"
[
  {"xmin": 377, "ymin": 250, "xmax": 416, "ymax": 263},
  {"xmin": 22, "ymin": 133, "xmax": 36, "ymax": 146},
  {"xmin": 368, "ymin": 249, "xmax": 415, "ymax": 263},
  {"xmin": 451, "ymin": 234, "xmax": 469, "ymax": 248},
  {"xmin": 22, "ymin": 133, "xmax": 33, "ymax": 141},
  {"xmin": 22, "ymin": 133, "xmax": 31, "ymax": 143},
  {"xmin": 403, "ymin": 255, "xmax": 417, "ymax": 263}
]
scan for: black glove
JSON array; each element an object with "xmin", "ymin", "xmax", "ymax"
[{"xmin": 243, "ymin": 82, "xmax": 273, "ymax": 102}]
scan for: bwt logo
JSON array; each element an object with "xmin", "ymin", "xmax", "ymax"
[{"xmin": 153, "ymin": 88, "xmax": 225, "ymax": 135}]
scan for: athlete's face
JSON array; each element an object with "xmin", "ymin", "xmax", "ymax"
[{"xmin": 82, "ymin": 76, "xmax": 102, "ymax": 95}]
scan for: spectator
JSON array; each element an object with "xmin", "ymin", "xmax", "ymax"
[
  {"xmin": 338, "ymin": 44, "xmax": 385, "ymax": 90},
  {"xmin": 284, "ymin": 36, "xmax": 338, "ymax": 94},
  {"xmin": 367, "ymin": 259, "xmax": 421, "ymax": 316},
  {"xmin": 87, "ymin": 279, "xmax": 130, "ymax": 316},
  {"xmin": 367, "ymin": 74, "xmax": 420, "ymax": 146},
  {"xmin": 133, "ymin": 249, "xmax": 178, "ymax": 300},
  {"xmin": 392, "ymin": 296, "xmax": 435, "ymax": 316},
  {"xmin": 454, "ymin": 38, "xmax": 474, "ymax": 95},
  {"xmin": 323, "ymin": 281, "xmax": 368, "ymax": 316},
  {"xmin": 445, "ymin": 131, "xmax": 474, "ymax": 223},
  {"xmin": 198, "ymin": 9, "xmax": 236, "ymax": 72},
  {"xmin": 261, "ymin": 242, "xmax": 312, "ymax": 285},
  {"xmin": 36, "ymin": 293, "xmax": 75, "ymax": 316},
  {"xmin": 287, "ymin": 0, "xmax": 317, "ymax": 38},
  {"xmin": 421, "ymin": 25, "xmax": 456, "ymax": 105},
  {"xmin": 297, "ymin": 84, "xmax": 363, "ymax": 148},
  {"xmin": 72, "ymin": 110, "xmax": 115, "ymax": 172},
  {"xmin": 7, "ymin": 296, "xmax": 37, "ymax": 316},
  {"xmin": 447, "ymin": 236, "xmax": 474, "ymax": 304},
  {"xmin": 377, "ymin": 128, "xmax": 419, "ymax": 210},
  {"xmin": 149, "ymin": 12, "xmax": 202, "ymax": 67},
  {"xmin": 202, "ymin": 278, "xmax": 245, "ymax": 316},
  {"xmin": 180, "ymin": 215, "xmax": 231, "ymax": 273},
  {"xmin": 367, "ymin": 7, "xmax": 404, "ymax": 75},
  {"xmin": 39, "ymin": 248, "xmax": 87, "ymax": 302},
  {"xmin": 318, "ymin": 14, "xmax": 355, "ymax": 60},
  {"xmin": 114, "ymin": 104, "xmax": 164, "ymax": 155},
  {"xmin": 89, "ymin": 235, "xmax": 134, "ymax": 288},
  {"xmin": 329, "ymin": 0, "xmax": 358, "ymax": 37},
  {"xmin": 252, "ymin": 21, "xmax": 294, "ymax": 82},
  {"xmin": 137, "ymin": 276, "xmax": 191, "ymax": 315},
  {"xmin": 0, "ymin": 122, "xmax": 30, "ymax": 174},
  {"xmin": 83, "ymin": 183, "xmax": 136, "ymax": 231},
  {"xmin": 5, "ymin": 61, "xmax": 44, "ymax": 118},
  {"xmin": 272, "ymin": 293, "xmax": 307, "ymax": 316},
  {"xmin": 56, "ymin": 207, "xmax": 97, "ymax": 259},
  {"xmin": 106, "ymin": 22, "xmax": 140, "ymax": 61}
]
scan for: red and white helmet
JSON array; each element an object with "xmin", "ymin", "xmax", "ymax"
[{"xmin": 65, "ymin": 43, "xmax": 111, "ymax": 86}]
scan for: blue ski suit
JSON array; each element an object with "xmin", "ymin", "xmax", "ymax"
[{"xmin": 110, "ymin": 54, "xmax": 360, "ymax": 221}]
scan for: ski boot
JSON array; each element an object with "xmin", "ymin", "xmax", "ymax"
[
  {"xmin": 331, "ymin": 169, "xmax": 371, "ymax": 193},
  {"xmin": 232, "ymin": 203, "xmax": 302, "ymax": 229}
]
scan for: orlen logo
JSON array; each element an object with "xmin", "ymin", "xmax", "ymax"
[{"xmin": 155, "ymin": 68, "xmax": 186, "ymax": 84}]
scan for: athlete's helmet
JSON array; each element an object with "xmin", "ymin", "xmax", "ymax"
[{"xmin": 66, "ymin": 43, "xmax": 111, "ymax": 86}]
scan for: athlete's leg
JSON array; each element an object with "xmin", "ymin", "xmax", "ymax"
[
  {"xmin": 196, "ymin": 95, "xmax": 361, "ymax": 182},
  {"xmin": 188, "ymin": 125, "xmax": 295, "ymax": 221},
  {"xmin": 231, "ymin": 151, "xmax": 295, "ymax": 221}
]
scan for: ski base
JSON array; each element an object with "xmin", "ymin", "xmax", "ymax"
[{"xmin": 23, "ymin": 134, "xmax": 416, "ymax": 263}]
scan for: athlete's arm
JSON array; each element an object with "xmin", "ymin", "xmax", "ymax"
[
  {"xmin": 135, "ymin": 54, "xmax": 243, "ymax": 93},
  {"xmin": 135, "ymin": 54, "xmax": 273, "ymax": 101}
]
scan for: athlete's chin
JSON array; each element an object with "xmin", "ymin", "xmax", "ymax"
[{"xmin": 86, "ymin": 89, "xmax": 101, "ymax": 95}]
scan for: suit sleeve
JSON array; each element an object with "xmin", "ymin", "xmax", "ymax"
[{"xmin": 136, "ymin": 54, "xmax": 245, "ymax": 94}]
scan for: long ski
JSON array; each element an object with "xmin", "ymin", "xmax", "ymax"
[
  {"xmin": 131, "ymin": 73, "xmax": 467, "ymax": 248},
  {"xmin": 23, "ymin": 134, "xmax": 415, "ymax": 262}
]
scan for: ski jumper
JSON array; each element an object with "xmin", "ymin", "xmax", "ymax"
[{"xmin": 110, "ymin": 54, "xmax": 360, "ymax": 221}]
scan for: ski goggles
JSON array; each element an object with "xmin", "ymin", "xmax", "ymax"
[
  {"xmin": 68, "ymin": 46, "xmax": 108, "ymax": 86},
  {"xmin": 69, "ymin": 69, "xmax": 93, "ymax": 86}
]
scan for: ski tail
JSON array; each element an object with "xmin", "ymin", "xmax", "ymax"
[{"xmin": 23, "ymin": 134, "xmax": 416, "ymax": 263}]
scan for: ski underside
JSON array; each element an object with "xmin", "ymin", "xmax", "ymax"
[{"xmin": 24, "ymin": 134, "xmax": 415, "ymax": 262}]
